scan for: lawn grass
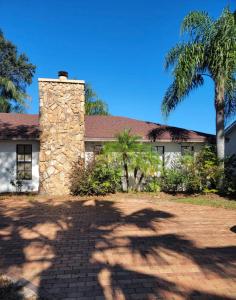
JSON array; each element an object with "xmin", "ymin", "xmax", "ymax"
[{"xmin": 171, "ymin": 195, "xmax": 236, "ymax": 210}]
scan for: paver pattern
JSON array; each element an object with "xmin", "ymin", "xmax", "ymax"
[{"xmin": 0, "ymin": 195, "xmax": 235, "ymax": 299}]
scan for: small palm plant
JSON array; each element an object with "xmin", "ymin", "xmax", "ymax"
[
  {"xmin": 103, "ymin": 129, "xmax": 141, "ymax": 191},
  {"xmin": 162, "ymin": 7, "xmax": 236, "ymax": 187},
  {"xmin": 103, "ymin": 130, "xmax": 161, "ymax": 192},
  {"xmin": 131, "ymin": 146, "xmax": 161, "ymax": 191}
]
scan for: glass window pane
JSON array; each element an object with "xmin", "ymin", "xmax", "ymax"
[
  {"xmin": 157, "ymin": 146, "xmax": 164, "ymax": 155},
  {"xmin": 25, "ymin": 154, "xmax": 32, "ymax": 161},
  {"xmin": 94, "ymin": 145, "xmax": 102, "ymax": 155},
  {"xmin": 17, "ymin": 170, "xmax": 25, "ymax": 179},
  {"xmin": 24, "ymin": 145, "xmax": 32, "ymax": 154},
  {"xmin": 17, "ymin": 163, "xmax": 25, "ymax": 171},
  {"xmin": 17, "ymin": 154, "xmax": 25, "ymax": 161},
  {"xmin": 24, "ymin": 162, "xmax": 32, "ymax": 171},
  {"xmin": 181, "ymin": 146, "xmax": 194, "ymax": 155},
  {"xmin": 17, "ymin": 145, "xmax": 25, "ymax": 154},
  {"xmin": 24, "ymin": 171, "xmax": 32, "ymax": 180}
]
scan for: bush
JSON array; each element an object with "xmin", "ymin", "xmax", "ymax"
[
  {"xmin": 160, "ymin": 146, "xmax": 223, "ymax": 193},
  {"xmin": 160, "ymin": 146, "xmax": 236, "ymax": 195},
  {"xmin": 70, "ymin": 158, "xmax": 122, "ymax": 196},
  {"xmin": 160, "ymin": 168, "xmax": 185, "ymax": 192},
  {"xmin": 144, "ymin": 177, "xmax": 161, "ymax": 192},
  {"xmin": 225, "ymin": 154, "xmax": 236, "ymax": 194},
  {"xmin": 195, "ymin": 145, "xmax": 222, "ymax": 191}
]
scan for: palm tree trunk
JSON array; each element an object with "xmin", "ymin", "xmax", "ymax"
[
  {"xmin": 123, "ymin": 154, "xmax": 129, "ymax": 192},
  {"xmin": 215, "ymin": 82, "xmax": 225, "ymax": 190},
  {"xmin": 137, "ymin": 173, "xmax": 144, "ymax": 191},
  {"xmin": 216, "ymin": 106, "xmax": 225, "ymax": 160}
]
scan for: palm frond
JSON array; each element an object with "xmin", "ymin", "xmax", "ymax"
[
  {"xmin": 165, "ymin": 44, "xmax": 185, "ymax": 70},
  {"xmin": 181, "ymin": 11, "xmax": 213, "ymax": 41},
  {"xmin": 173, "ymin": 42, "xmax": 205, "ymax": 96},
  {"xmin": 162, "ymin": 74, "xmax": 204, "ymax": 117},
  {"xmin": 224, "ymin": 76, "xmax": 236, "ymax": 120}
]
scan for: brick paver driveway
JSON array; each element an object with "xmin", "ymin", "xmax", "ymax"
[{"xmin": 0, "ymin": 195, "xmax": 236, "ymax": 300}]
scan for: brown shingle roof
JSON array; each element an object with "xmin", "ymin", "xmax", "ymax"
[
  {"xmin": 0, "ymin": 113, "xmax": 214, "ymax": 142},
  {"xmin": 0, "ymin": 113, "xmax": 39, "ymax": 140},
  {"xmin": 84, "ymin": 115, "xmax": 214, "ymax": 142}
]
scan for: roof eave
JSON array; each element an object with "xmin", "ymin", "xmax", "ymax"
[
  {"xmin": 225, "ymin": 121, "xmax": 236, "ymax": 135},
  {"xmin": 85, "ymin": 137, "xmax": 212, "ymax": 143},
  {"xmin": 0, "ymin": 137, "xmax": 39, "ymax": 141}
]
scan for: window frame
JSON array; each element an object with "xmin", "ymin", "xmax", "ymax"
[
  {"xmin": 94, "ymin": 144, "xmax": 103, "ymax": 155},
  {"xmin": 16, "ymin": 144, "xmax": 32, "ymax": 180},
  {"xmin": 181, "ymin": 145, "xmax": 194, "ymax": 156},
  {"xmin": 154, "ymin": 145, "xmax": 165, "ymax": 167}
]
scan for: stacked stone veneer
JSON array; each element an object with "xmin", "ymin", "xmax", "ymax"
[{"xmin": 38, "ymin": 77, "xmax": 85, "ymax": 195}]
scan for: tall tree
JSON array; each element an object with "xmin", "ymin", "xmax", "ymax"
[
  {"xmin": 85, "ymin": 83, "xmax": 109, "ymax": 115},
  {"xmin": 162, "ymin": 8, "xmax": 236, "ymax": 175},
  {"xmin": 0, "ymin": 30, "xmax": 35, "ymax": 112}
]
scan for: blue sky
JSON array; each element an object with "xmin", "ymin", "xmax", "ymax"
[{"xmin": 1, "ymin": 0, "xmax": 235, "ymax": 134}]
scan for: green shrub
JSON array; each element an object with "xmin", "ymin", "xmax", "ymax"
[
  {"xmin": 160, "ymin": 168, "xmax": 185, "ymax": 192},
  {"xmin": 195, "ymin": 145, "xmax": 222, "ymax": 191},
  {"xmin": 144, "ymin": 177, "xmax": 161, "ymax": 192},
  {"xmin": 70, "ymin": 158, "xmax": 122, "ymax": 196},
  {"xmin": 160, "ymin": 146, "xmax": 224, "ymax": 193},
  {"xmin": 160, "ymin": 146, "xmax": 236, "ymax": 195},
  {"xmin": 179, "ymin": 155, "xmax": 201, "ymax": 193},
  {"xmin": 224, "ymin": 154, "xmax": 236, "ymax": 194}
]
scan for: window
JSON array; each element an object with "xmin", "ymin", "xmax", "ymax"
[
  {"xmin": 181, "ymin": 145, "xmax": 194, "ymax": 156},
  {"xmin": 16, "ymin": 144, "xmax": 32, "ymax": 180},
  {"xmin": 153, "ymin": 146, "xmax": 165, "ymax": 166},
  {"xmin": 94, "ymin": 144, "xmax": 103, "ymax": 155}
]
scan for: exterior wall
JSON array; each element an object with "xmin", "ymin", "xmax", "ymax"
[
  {"xmin": 85, "ymin": 141, "xmax": 205, "ymax": 167},
  {"xmin": 226, "ymin": 127, "xmax": 236, "ymax": 157},
  {"xmin": 85, "ymin": 142, "xmax": 96, "ymax": 164},
  {"xmin": 85, "ymin": 141, "xmax": 205, "ymax": 191},
  {"xmin": 0, "ymin": 139, "xmax": 205, "ymax": 193},
  {"xmin": 0, "ymin": 140, "xmax": 39, "ymax": 193},
  {"xmin": 39, "ymin": 78, "xmax": 85, "ymax": 195}
]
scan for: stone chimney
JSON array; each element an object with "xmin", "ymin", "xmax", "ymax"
[{"xmin": 38, "ymin": 72, "xmax": 85, "ymax": 195}]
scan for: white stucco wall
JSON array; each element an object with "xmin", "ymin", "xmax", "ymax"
[
  {"xmin": 85, "ymin": 141, "xmax": 205, "ymax": 167},
  {"xmin": 226, "ymin": 127, "xmax": 236, "ymax": 157},
  {"xmin": 0, "ymin": 139, "xmax": 206, "ymax": 193},
  {"xmin": 0, "ymin": 140, "xmax": 39, "ymax": 193}
]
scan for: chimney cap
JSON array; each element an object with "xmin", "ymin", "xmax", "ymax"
[{"xmin": 58, "ymin": 71, "xmax": 68, "ymax": 78}]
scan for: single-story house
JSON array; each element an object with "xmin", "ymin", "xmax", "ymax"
[
  {"xmin": 225, "ymin": 120, "xmax": 236, "ymax": 157},
  {"xmin": 0, "ymin": 73, "xmax": 215, "ymax": 194},
  {"xmin": 0, "ymin": 113, "xmax": 214, "ymax": 193}
]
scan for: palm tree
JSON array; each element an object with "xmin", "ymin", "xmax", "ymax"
[
  {"xmin": 103, "ymin": 129, "xmax": 140, "ymax": 191},
  {"xmin": 162, "ymin": 8, "xmax": 236, "ymax": 173},
  {"xmin": 103, "ymin": 130, "xmax": 161, "ymax": 192},
  {"xmin": 131, "ymin": 148, "xmax": 161, "ymax": 191}
]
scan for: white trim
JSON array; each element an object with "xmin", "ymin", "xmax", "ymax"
[
  {"xmin": 0, "ymin": 137, "xmax": 209, "ymax": 143},
  {"xmin": 0, "ymin": 138, "xmax": 39, "ymax": 141},
  {"xmin": 38, "ymin": 78, "xmax": 85, "ymax": 84},
  {"xmin": 84, "ymin": 137, "xmax": 209, "ymax": 143}
]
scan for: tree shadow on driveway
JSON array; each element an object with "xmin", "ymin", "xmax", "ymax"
[{"xmin": 0, "ymin": 198, "xmax": 235, "ymax": 299}]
